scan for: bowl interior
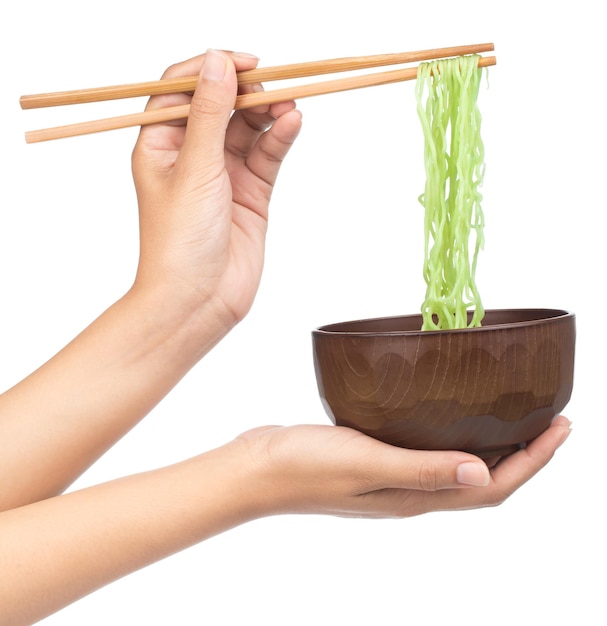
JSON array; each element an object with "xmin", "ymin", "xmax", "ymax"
[{"xmin": 315, "ymin": 308, "xmax": 573, "ymax": 335}]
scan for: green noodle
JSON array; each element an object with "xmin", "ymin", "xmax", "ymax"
[{"xmin": 415, "ymin": 54, "xmax": 486, "ymax": 331}]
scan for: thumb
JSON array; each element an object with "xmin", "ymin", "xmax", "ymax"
[
  {"xmin": 363, "ymin": 446, "xmax": 492, "ymax": 491},
  {"xmin": 176, "ymin": 49, "xmax": 237, "ymax": 179},
  {"xmin": 406, "ymin": 451, "xmax": 491, "ymax": 490}
]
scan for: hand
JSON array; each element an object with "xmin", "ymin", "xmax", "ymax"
[
  {"xmin": 235, "ymin": 415, "xmax": 572, "ymax": 518},
  {"xmin": 0, "ymin": 416, "xmax": 570, "ymax": 624},
  {"xmin": 131, "ymin": 49, "xmax": 302, "ymax": 329},
  {"xmin": 0, "ymin": 52, "xmax": 302, "ymax": 511}
]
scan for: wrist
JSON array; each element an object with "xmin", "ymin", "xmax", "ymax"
[
  {"xmin": 189, "ymin": 438, "xmax": 278, "ymax": 529},
  {"xmin": 126, "ymin": 273, "xmax": 237, "ymax": 364},
  {"xmin": 228, "ymin": 427, "xmax": 309, "ymax": 518}
]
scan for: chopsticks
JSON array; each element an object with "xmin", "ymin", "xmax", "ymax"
[{"xmin": 21, "ymin": 43, "xmax": 495, "ymax": 144}]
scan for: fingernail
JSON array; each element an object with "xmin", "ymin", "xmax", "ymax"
[
  {"xmin": 557, "ymin": 425, "xmax": 572, "ymax": 449},
  {"xmin": 457, "ymin": 462, "xmax": 490, "ymax": 487},
  {"xmin": 552, "ymin": 415, "xmax": 572, "ymax": 428},
  {"xmin": 233, "ymin": 52, "xmax": 259, "ymax": 60},
  {"xmin": 203, "ymin": 49, "xmax": 227, "ymax": 81},
  {"xmin": 552, "ymin": 415, "xmax": 572, "ymax": 449}
]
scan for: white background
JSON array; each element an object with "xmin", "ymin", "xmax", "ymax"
[{"xmin": 1, "ymin": 1, "xmax": 604, "ymax": 624}]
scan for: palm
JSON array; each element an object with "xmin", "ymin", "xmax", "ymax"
[
  {"xmin": 133, "ymin": 98, "xmax": 300, "ymax": 321},
  {"xmin": 236, "ymin": 416, "xmax": 570, "ymax": 519}
]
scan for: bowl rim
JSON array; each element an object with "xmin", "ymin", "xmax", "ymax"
[{"xmin": 313, "ymin": 308, "xmax": 575, "ymax": 336}]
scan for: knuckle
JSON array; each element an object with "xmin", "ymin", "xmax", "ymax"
[
  {"xmin": 483, "ymin": 487, "xmax": 513, "ymax": 508},
  {"xmin": 258, "ymin": 140, "xmax": 284, "ymax": 165},
  {"xmin": 161, "ymin": 62, "xmax": 184, "ymax": 81},
  {"xmin": 244, "ymin": 114, "xmax": 273, "ymax": 133},
  {"xmin": 189, "ymin": 92, "xmax": 225, "ymax": 119},
  {"xmin": 417, "ymin": 462, "xmax": 439, "ymax": 491}
]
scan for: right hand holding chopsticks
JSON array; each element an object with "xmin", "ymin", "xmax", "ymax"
[{"xmin": 132, "ymin": 49, "xmax": 303, "ymax": 330}]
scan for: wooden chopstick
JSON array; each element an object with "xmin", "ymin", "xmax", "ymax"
[
  {"xmin": 20, "ymin": 43, "xmax": 494, "ymax": 110},
  {"xmin": 22, "ymin": 48, "xmax": 496, "ymax": 144}
]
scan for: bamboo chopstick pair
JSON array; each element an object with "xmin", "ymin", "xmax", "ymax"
[{"xmin": 20, "ymin": 43, "xmax": 495, "ymax": 144}]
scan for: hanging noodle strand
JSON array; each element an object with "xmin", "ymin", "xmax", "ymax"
[{"xmin": 415, "ymin": 54, "xmax": 486, "ymax": 331}]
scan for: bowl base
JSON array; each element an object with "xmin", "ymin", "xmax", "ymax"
[{"xmin": 468, "ymin": 443, "xmax": 522, "ymax": 460}]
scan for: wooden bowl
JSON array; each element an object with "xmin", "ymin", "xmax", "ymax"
[{"xmin": 312, "ymin": 309, "xmax": 575, "ymax": 458}]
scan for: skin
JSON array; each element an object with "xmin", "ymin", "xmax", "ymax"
[{"xmin": 0, "ymin": 50, "xmax": 571, "ymax": 625}]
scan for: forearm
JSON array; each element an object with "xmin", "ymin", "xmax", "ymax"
[
  {"xmin": 0, "ymin": 51, "xmax": 300, "ymax": 512},
  {"xmin": 0, "ymin": 282, "xmax": 232, "ymax": 510},
  {"xmin": 0, "ymin": 418, "xmax": 573, "ymax": 625},
  {"xmin": 0, "ymin": 437, "xmax": 264, "ymax": 626}
]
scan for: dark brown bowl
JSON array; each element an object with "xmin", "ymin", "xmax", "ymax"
[{"xmin": 312, "ymin": 309, "xmax": 575, "ymax": 458}]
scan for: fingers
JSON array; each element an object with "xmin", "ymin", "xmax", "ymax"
[
  {"xmin": 170, "ymin": 49, "xmax": 238, "ymax": 181},
  {"xmin": 421, "ymin": 416, "xmax": 572, "ymax": 513},
  {"xmin": 133, "ymin": 50, "xmax": 261, "ymax": 164},
  {"xmin": 391, "ymin": 450, "xmax": 491, "ymax": 490},
  {"xmin": 224, "ymin": 63, "xmax": 301, "ymax": 176},
  {"xmin": 239, "ymin": 421, "xmax": 571, "ymax": 520},
  {"xmin": 225, "ymin": 93, "xmax": 298, "ymax": 159},
  {"xmin": 134, "ymin": 49, "xmax": 301, "ymax": 184},
  {"xmin": 351, "ymin": 417, "xmax": 572, "ymax": 518},
  {"xmin": 241, "ymin": 109, "xmax": 303, "ymax": 188},
  {"xmin": 349, "ymin": 434, "xmax": 491, "ymax": 493},
  {"xmin": 487, "ymin": 415, "xmax": 572, "ymax": 495},
  {"xmin": 144, "ymin": 51, "xmax": 260, "ymax": 113}
]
